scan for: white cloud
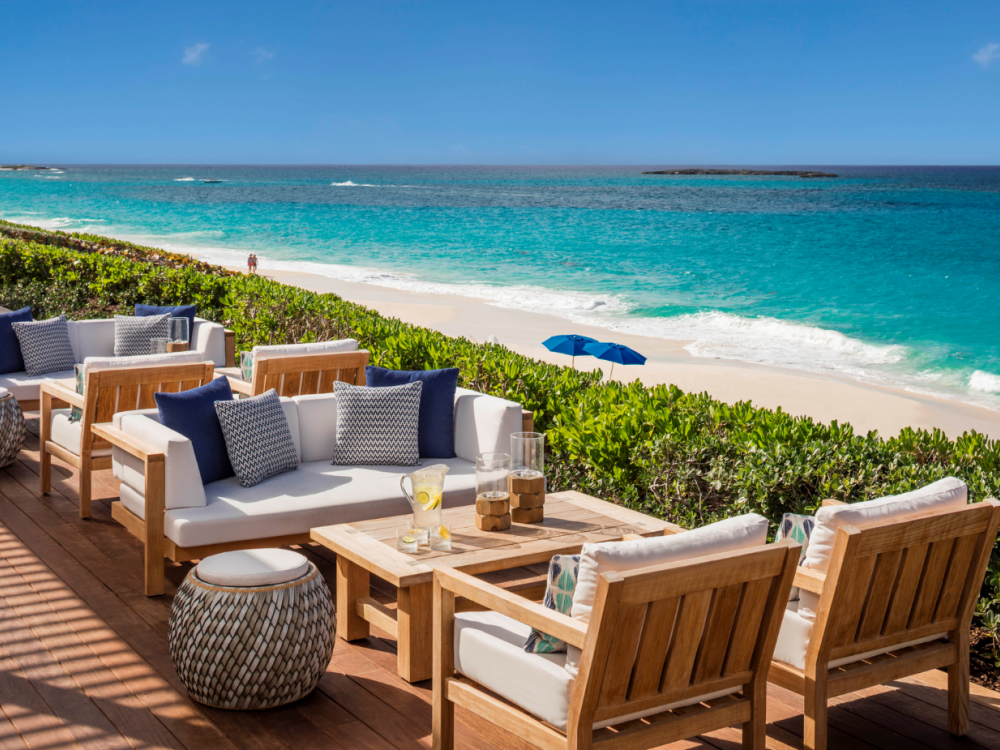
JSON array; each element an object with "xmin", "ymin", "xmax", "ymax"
[
  {"xmin": 254, "ymin": 47, "xmax": 274, "ymax": 65},
  {"xmin": 973, "ymin": 42, "xmax": 1000, "ymax": 69},
  {"xmin": 182, "ymin": 42, "xmax": 209, "ymax": 67}
]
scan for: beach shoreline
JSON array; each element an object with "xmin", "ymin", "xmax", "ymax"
[{"xmin": 195, "ymin": 253, "xmax": 1000, "ymax": 441}]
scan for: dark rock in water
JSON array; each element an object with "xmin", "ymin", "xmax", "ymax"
[
  {"xmin": 0, "ymin": 165, "xmax": 54, "ymax": 171},
  {"xmin": 642, "ymin": 168, "xmax": 838, "ymax": 178}
]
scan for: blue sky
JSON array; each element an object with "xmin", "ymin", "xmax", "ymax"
[{"xmin": 2, "ymin": 0, "xmax": 999, "ymax": 164}]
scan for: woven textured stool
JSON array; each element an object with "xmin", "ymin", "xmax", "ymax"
[
  {"xmin": 168, "ymin": 549, "xmax": 335, "ymax": 710},
  {"xmin": 0, "ymin": 388, "xmax": 25, "ymax": 469}
]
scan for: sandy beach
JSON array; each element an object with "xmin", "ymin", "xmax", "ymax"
[{"xmin": 201, "ymin": 256, "xmax": 1000, "ymax": 441}]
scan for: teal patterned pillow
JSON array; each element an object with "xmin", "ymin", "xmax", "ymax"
[
  {"xmin": 69, "ymin": 364, "xmax": 84, "ymax": 423},
  {"xmin": 524, "ymin": 554, "xmax": 580, "ymax": 654},
  {"xmin": 776, "ymin": 512, "xmax": 815, "ymax": 601}
]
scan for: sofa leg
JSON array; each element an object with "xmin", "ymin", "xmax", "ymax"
[
  {"xmin": 948, "ymin": 637, "xmax": 970, "ymax": 736},
  {"xmin": 803, "ymin": 674, "xmax": 828, "ymax": 750},
  {"xmin": 78, "ymin": 454, "xmax": 92, "ymax": 519},
  {"xmin": 144, "ymin": 458, "xmax": 165, "ymax": 596},
  {"xmin": 742, "ymin": 678, "xmax": 767, "ymax": 750},
  {"xmin": 39, "ymin": 393, "xmax": 51, "ymax": 495}
]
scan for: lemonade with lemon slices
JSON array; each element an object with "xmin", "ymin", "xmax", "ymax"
[{"xmin": 399, "ymin": 464, "xmax": 450, "ymax": 545}]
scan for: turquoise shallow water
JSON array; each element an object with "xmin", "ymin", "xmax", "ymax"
[{"xmin": 3, "ymin": 164, "xmax": 1000, "ymax": 408}]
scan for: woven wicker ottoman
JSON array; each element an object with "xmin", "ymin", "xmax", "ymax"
[
  {"xmin": 168, "ymin": 549, "xmax": 335, "ymax": 710},
  {"xmin": 0, "ymin": 388, "xmax": 25, "ymax": 469}
]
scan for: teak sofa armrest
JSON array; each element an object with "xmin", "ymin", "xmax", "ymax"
[
  {"xmin": 40, "ymin": 380, "xmax": 85, "ymax": 408},
  {"xmin": 225, "ymin": 375, "xmax": 253, "ymax": 396},
  {"xmin": 90, "ymin": 424, "xmax": 165, "ymax": 464},
  {"xmin": 822, "ymin": 498, "xmax": 847, "ymax": 507},
  {"xmin": 622, "ymin": 522, "xmax": 686, "ymax": 541},
  {"xmin": 435, "ymin": 568, "xmax": 588, "ymax": 649},
  {"xmin": 793, "ymin": 567, "xmax": 826, "ymax": 594}
]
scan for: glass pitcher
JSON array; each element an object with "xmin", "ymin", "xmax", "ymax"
[{"xmin": 400, "ymin": 464, "xmax": 449, "ymax": 545}]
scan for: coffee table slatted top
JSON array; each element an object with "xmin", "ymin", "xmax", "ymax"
[{"xmin": 311, "ymin": 490, "xmax": 680, "ymax": 587}]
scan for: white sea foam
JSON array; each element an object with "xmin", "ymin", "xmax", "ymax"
[
  {"xmin": 331, "ymin": 181, "xmax": 378, "ymax": 187},
  {"xmin": 174, "ymin": 177, "xmax": 197, "ymax": 182},
  {"xmin": 969, "ymin": 370, "xmax": 1000, "ymax": 393}
]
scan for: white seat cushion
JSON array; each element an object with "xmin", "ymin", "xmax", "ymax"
[
  {"xmin": 798, "ymin": 477, "xmax": 967, "ymax": 621},
  {"xmin": 0, "ymin": 370, "xmax": 75, "ymax": 402},
  {"xmin": 455, "ymin": 611, "xmax": 739, "ymax": 732},
  {"xmin": 772, "ymin": 600, "xmax": 947, "ymax": 670},
  {"xmin": 120, "ymin": 456, "xmax": 477, "ymax": 548},
  {"xmin": 251, "ymin": 338, "xmax": 358, "ymax": 359},
  {"xmin": 566, "ymin": 513, "xmax": 769, "ymax": 678},
  {"xmin": 49, "ymin": 408, "xmax": 112, "ymax": 457},
  {"xmin": 196, "ymin": 549, "xmax": 309, "ymax": 587}
]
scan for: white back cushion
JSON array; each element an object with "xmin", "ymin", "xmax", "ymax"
[
  {"xmin": 190, "ymin": 319, "xmax": 227, "ymax": 365},
  {"xmin": 70, "ymin": 319, "xmax": 116, "ymax": 361},
  {"xmin": 797, "ymin": 477, "xmax": 967, "ymax": 622},
  {"xmin": 453, "ymin": 387, "xmax": 523, "ymax": 463},
  {"xmin": 251, "ymin": 338, "xmax": 358, "ymax": 360},
  {"xmin": 279, "ymin": 397, "xmax": 302, "ymax": 462},
  {"xmin": 565, "ymin": 513, "xmax": 769, "ymax": 677},
  {"xmin": 291, "ymin": 392, "xmax": 338, "ymax": 463}
]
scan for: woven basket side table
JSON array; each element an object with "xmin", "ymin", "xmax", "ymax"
[
  {"xmin": 0, "ymin": 389, "xmax": 25, "ymax": 469},
  {"xmin": 168, "ymin": 550, "xmax": 335, "ymax": 710}
]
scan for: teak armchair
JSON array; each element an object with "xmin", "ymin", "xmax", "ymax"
[
  {"xmin": 769, "ymin": 497, "xmax": 1000, "ymax": 750},
  {"xmin": 39, "ymin": 362, "xmax": 216, "ymax": 519},
  {"xmin": 226, "ymin": 350, "xmax": 370, "ymax": 398},
  {"xmin": 433, "ymin": 541, "xmax": 800, "ymax": 750}
]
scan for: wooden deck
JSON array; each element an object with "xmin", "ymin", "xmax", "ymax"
[{"xmin": 2, "ymin": 419, "xmax": 1000, "ymax": 750}]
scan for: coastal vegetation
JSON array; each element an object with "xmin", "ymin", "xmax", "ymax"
[{"xmin": 2, "ymin": 221, "xmax": 999, "ymax": 684}]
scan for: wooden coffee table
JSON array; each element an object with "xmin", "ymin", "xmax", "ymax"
[{"xmin": 310, "ymin": 490, "xmax": 680, "ymax": 682}]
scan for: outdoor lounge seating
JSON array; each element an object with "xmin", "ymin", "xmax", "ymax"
[
  {"xmin": 228, "ymin": 345, "xmax": 371, "ymax": 398},
  {"xmin": 2, "ymin": 316, "xmax": 232, "ymax": 411},
  {"xmin": 768, "ymin": 489, "xmax": 1000, "ymax": 750},
  {"xmin": 39, "ymin": 355, "xmax": 216, "ymax": 518},
  {"xmin": 432, "ymin": 531, "xmax": 800, "ymax": 749},
  {"xmin": 93, "ymin": 386, "xmax": 524, "ymax": 595}
]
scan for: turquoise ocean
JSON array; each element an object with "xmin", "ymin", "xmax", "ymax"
[{"xmin": 3, "ymin": 164, "xmax": 1000, "ymax": 410}]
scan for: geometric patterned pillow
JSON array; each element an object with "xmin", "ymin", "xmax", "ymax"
[
  {"xmin": 69, "ymin": 364, "xmax": 85, "ymax": 423},
  {"xmin": 776, "ymin": 512, "xmax": 815, "ymax": 601},
  {"xmin": 10, "ymin": 315, "xmax": 77, "ymax": 376},
  {"xmin": 214, "ymin": 389, "xmax": 299, "ymax": 488},
  {"xmin": 113, "ymin": 314, "xmax": 169, "ymax": 357},
  {"xmin": 524, "ymin": 554, "xmax": 581, "ymax": 654},
  {"xmin": 330, "ymin": 381, "xmax": 422, "ymax": 466}
]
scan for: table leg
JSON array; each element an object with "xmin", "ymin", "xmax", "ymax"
[
  {"xmin": 397, "ymin": 582, "xmax": 433, "ymax": 682},
  {"xmin": 336, "ymin": 555, "xmax": 370, "ymax": 641}
]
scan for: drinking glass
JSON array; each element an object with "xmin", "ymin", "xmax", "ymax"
[
  {"xmin": 476, "ymin": 452, "xmax": 510, "ymax": 507},
  {"xmin": 511, "ymin": 432, "xmax": 544, "ymax": 480},
  {"xmin": 396, "ymin": 525, "xmax": 420, "ymax": 554},
  {"xmin": 431, "ymin": 525, "xmax": 452, "ymax": 552},
  {"xmin": 168, "ymin": 316, "xmax": 190, "ymax": 344},
  {"xmin": 150, "ymin": 337, "xmax": 169, "ymax": 355}
]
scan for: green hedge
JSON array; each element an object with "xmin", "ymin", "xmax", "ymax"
[{"xmin": 2, "ymin": 231, "xmax": 1000, "ymax": 663}]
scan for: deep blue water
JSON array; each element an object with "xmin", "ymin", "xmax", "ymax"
[{"xmin": 3, "ymin": 164, "xmax": 1000, "ymax": 408}]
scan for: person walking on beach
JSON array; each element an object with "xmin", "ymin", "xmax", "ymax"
[
  {"xmin": 251, "ymin": 254, "xmax": 259, "ymax": 274},
  {"xmin": 247, "ymin": 254, "xmax": 254, "ymax": 274}
]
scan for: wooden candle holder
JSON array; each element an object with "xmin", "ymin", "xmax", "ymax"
[
  {"xmin": 475, "ymin": 497, "xmax": 511, "ymax": 531},
  {"xmin": 509, "ymin": 474, "xmax": 545, "ymax": 523}
]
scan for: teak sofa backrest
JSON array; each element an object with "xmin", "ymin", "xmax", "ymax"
[
  {"xmin": 568, "ymin": 542, "xmax": 799, "ymax": 747},
  {"xmin": 248, "ymin": 350, "xmax": 370, "ymax": 397}
]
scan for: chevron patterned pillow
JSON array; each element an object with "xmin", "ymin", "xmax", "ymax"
[
  {"xmin": 214, "ymin": 389, "xmax": 299, "ymax": 488},
  {"xmin": 332, "ymin": 381, "xmax": 422, "ymax": 466},
  {"xmin": 11, "ymin": 315, "xmax": 76, "ymax": 376},
  {"xmin": 114, "ymin": 314, "xmax": 170, "ymax": 357}
]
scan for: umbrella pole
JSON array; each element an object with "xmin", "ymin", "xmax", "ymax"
[
  {"xmin": 609, "ymin": 362, "xmax": 614, "ymax": 380},
  {"xmin": 572, "ymin": 355, "xmax": 575, "ymax": 369}
]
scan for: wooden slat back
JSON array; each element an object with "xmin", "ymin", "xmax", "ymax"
[
  {"xmin": 574, "ymin": 542, "xmax": 798, "ymax": 728},
  {"xmin": 81, "ymin": 362, "xmax": 216, "ymax": 451},
  {"xmin": 250, "ymin": 350, "xmax": 371, "ymax": 397},
  {"xmin": 818, "ymin": 501, "xmax": 1000, "ymax": 663}
]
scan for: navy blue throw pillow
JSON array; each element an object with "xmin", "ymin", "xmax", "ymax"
[
  {"xmin": 0, "ymin": 306, "xmax": 32, "ymax": 374},
  {"xmin": 365, "ymin": 366, "xmax": 459, "ymax": 458},
  {"xmin": 155, "ymin": 376, "xmax": 235, "ymax": 485},
  {"xmin": 135, "ymin": 303, "xmax": 197, "ymax": 329}
]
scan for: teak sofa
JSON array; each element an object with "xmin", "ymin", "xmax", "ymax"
[
  {"xmin": 2, "ymin": 316, "xmax": 233, "ymax": 411},
  {"xmin": 433, "ymin": 539, "xmax": 800, "ymax": 749},
  {"xmin": 93, "ymin": 386, "xmax": 525, "ymax": 595},
  {"xmin": 768, "ymin": 495, "xmax": 1000, "ymax": 750}
]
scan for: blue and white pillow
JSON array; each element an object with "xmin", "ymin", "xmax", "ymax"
[
  {"xmin": 776, "ymin": 512, "xmax": 815, "ymax": 601},
  {"xmin": 214, "ymin": 389, "xmax": 298, "ymax": 488},
  {"xmin": 331, "ymin": 381, "xmax": 422, "ymax": 466},
  {"xmin": 524, "ymin": 554, "xmax": 580, "ymax": 654},
  {"xmin": 11, "ymin": 315, "xmax": 76, "ymax": 376},
  {"xmin": 114, "ymin": 314, "xmax": 169, "ymax": 357}
]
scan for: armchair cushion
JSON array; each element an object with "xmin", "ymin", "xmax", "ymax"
[
  {"xmin": 776, "ymin": 512, "xmax": 815, "ymax": 601},
  {"xmin": 798, "ymin": 477, "xmax": 967, "ymax": 622},
  {"xmin": 11, "ymin": 315, "xmax": 76, "ymax": 376},
  {"xmin": 215, "ymin": 389, "xmax": 299, "ymax": 488},
  {"xmin": 49, "ymin": 408, "xmax": 112, "ymax": 456},
  {"xmin": 566, "ymin": 513, "xmax": 769, "ymax": 678},
  {"xmin": 0, "ymin": 306, "xmax": 31, "ymax": 374},
  {"xmin": 452, "ymin": 388, "xmax": 523, "ymax": 463},
  {"xmin": 114, "ymin": 313, "xmax": 169, "ymax": 357},
  {"xmin": 331, "ymin": 381, "xmax": 422, "ymax": 466},
  {"xmin": 135, "ymin": 303, "xmax": 196, "ymax": 329},
  {"xmin": 365, "ymin": 366, "xmax": 459, "ymax": 458},
  {"xmin": 250, "ymin": 338, "xmax": 358, "ymax": 360},
  {"xmin": 155, "ymin": 376, "xmax": 234, "ymax": 485}
]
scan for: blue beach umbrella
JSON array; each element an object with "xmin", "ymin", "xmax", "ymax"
[
  {"xmin": 542, "ymin": 334, "xmax": 598, "ymax": 369},
  {"xmin": 582, "ymin": 341, "xmax": 647, "ymax": 380}
]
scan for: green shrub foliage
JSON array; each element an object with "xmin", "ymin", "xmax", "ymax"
[{"xmin": 2, "ymin": 231, "xmax": 1000, "ymax": 662}]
